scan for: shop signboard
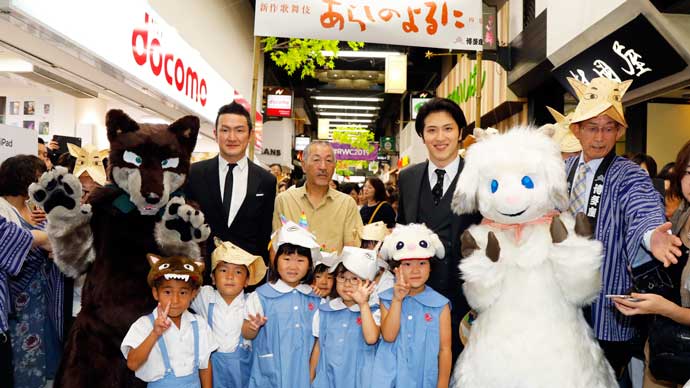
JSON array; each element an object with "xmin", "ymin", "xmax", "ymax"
[
  {"xmin": 6, "ymin": 0, "xmax": 238, "ymax": 124},
  {"xmin": 553, "ymin": 15, "xmax": 687, "ymax": 96},
  {"xmin": 266, "ymin": 88, "xmax": 293, "ymax": 117},
  {"xmin": 380, "ymin": 136, "xmax": 396, "ymax": 154},
  {"xmin": 332, "ymin": 142, "xmax": 379, "ymax": 161},
  {"xmin": 410, "ymin": 92, "xmax": 433, "ymax": 120},
  {"xmin": 254, "ymin": 0, "xmax": 484, "ymax": 51},
  {"xmin": 0, "ymin": 123, "xmax": 37, "ymax": 163}
]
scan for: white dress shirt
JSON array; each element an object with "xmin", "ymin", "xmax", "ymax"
[
  {"xmin": 218, "ymin": 155, "xmax": 249, "ymax": 227},
  {"xmin": 427, "ymin": 156, "xmax": 460, "ymax": 197},
  {"xmin": 312, "ymin": 297, "xmax": 381, "ymax": 337},
  {"xmin": 121, "ymin": 309, "xmax": 218, "ymax": 382},
  {"xmin": 191, "ymin": 286, "xmax": 248, "ymax": 353}
]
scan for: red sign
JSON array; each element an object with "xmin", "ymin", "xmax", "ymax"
[
  {"xmin": 132, "ymin": 13, "xmax": 208, "ymax": 107},
  {"xmin": 266, "ymin": 88, "xmax": 293, "ymax": 117}
]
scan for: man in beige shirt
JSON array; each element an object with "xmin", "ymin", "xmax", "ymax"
[{"xmin": 273, "ymin": 141, "xmax": 362, "ymax": 253}]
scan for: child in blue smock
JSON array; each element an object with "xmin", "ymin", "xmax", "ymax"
[
  {"xmin": 311, "ymin": 251, "xmax": 338, "ymax": 300},
  {"xmin": 311, "ymin": 246, "xmax": 381, "ymax": 388},
  {"xmin": 242, "ymin": 221, "xmax": 321, "ymax": 388},
  {"xmin": 191, "ymin": 238, "xmax": 267, "ymax": 388},
  {"xmin": 121, "ymin": 253, "xmax": 218, "ymax": 388},
  {"xmin": 372, "ymin": 224, "xmax": 452, "ymax": 388}
]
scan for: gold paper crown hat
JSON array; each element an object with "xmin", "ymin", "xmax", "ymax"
[
  {"xmin": 67, "ymin": 143, "xmax": 109, "ymax": 186},
  {"xmin": 545, "ymin": 106, "xmax": 581, "ymax": 153},
  {"xmin": 567, "ymin": 77, "xmax": 633, "ymax": 128}
]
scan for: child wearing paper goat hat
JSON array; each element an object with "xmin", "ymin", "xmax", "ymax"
[
  {"xmin": 242, "ymin": 219, "xmax": 322, "ymax": 388},
  {"xmin": 191, "ymin": 237, "xmax": 266, "ymax": 388},
  {"xmin": 356, "ymin": 221, "xmax": 396, "ymax": 304},
  {"xmin": 372, "ymin": 223, "xmax": 453, "ymax": 388},
  {"xmin": 312, "ymin": 246, "xmax": 381, "ymax": 388}
]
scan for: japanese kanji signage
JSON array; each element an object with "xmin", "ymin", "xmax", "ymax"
[
  {"xmin": 553, "ymin": 15, "xmax": 687, "ymax": 96},
  {"xmin": 254, "ymin": 0, "xmax": 483, "ymax": 51}
]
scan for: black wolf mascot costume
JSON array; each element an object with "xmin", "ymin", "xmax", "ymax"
[{"xmin": 29, "ymin": 110, "xmax": 210, "ymax": 387}]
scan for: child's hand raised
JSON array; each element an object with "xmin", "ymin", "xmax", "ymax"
[
  {"xmin": 393, "ymin": 267, "xmax": 410, "ymax": 302},
  {"xmin": 310, "ymin": 284, "xmax": 330, "ymax": 298},
  {"xmin": 247, "ymin": 313, "xmax": 268, "ymax": 331},
  {"xmin": 351, "ymin": 279, "xmax": 376, "ymax": 306},
  {"xmin": 153, "ymin": 302, "xmax": 172, "ymax": 337}
]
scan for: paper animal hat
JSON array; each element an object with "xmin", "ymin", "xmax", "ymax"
[
  {"xmin": 567, "ymin": 77, "xmax": 632, "ymax": 128},
  {"xmin": 211, "ymin": 237, "xmax": 267, "ymax": 286},
  {"xmin": 330, "ymin": 246, "xmax": 378, "ymax": 281},
  {"xmin": 275, "ymin": 220, "xmax": 322, "ymax": 263},
  {"xmin": 146, "ymin": 253, "xmax": 204, "ymax": 288},
  {"xmin": 67, "ymin": 143, "xmax": 109, "ymax": 186},
  {"xmin": 314, "ymin": 250, "xmax": 339, "ymax": 269},
  {"xmin": 380, "ymin": 223, "xmax": 445, "ymax": 261},
  {"xmin": 545, "ymin": 107, "xmax": 582, "ymax": 153},
  {"xmin": 356, "ymin": 221, "xmax": 389, "ymax": 242}
]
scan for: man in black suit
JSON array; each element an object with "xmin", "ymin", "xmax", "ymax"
[
  {"xmin": 397, "ymin": 98, "xmax": 481, "ymax": 360},
  {"xmin": 185, "ymin": 102, "xmax": 276, "ymax": 281}
]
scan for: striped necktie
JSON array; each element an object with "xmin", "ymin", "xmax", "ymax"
[{"xmin": 569, "ymin": 162, "xmax": 590, "ymax": 215}]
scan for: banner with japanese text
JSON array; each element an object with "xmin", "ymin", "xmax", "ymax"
[{"xmin": 254, "ymin": 0, "xmax": 484, "ymax": 51}]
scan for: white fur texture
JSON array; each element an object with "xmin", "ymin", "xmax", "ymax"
[
  {"xmin": 111, "ymin": 167, "xmax": 186, "ymax": 216},
  {"xmin": 379, "ymin": 223, "xmax": 444, "ymax": 261},
  {"xmin": 154, "ymin": 196, "xmax": 211, "ymax": 259},
  {"xmin": 450, "ymin": 127, "xmax": 616, "ymax": 388}
]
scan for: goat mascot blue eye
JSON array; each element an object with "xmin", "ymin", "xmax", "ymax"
[
  {"xmin": 521, "ymin": 176, "xmax": 534, "ymax": 189},
  {"xmin": 490, "ymin": 179, "xmax": 499, "ymax": 193}
]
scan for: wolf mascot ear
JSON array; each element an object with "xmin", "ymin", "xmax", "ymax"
[
  {"xmin": 168, "ymin": 115, "xmax": 200, "ymax": 156},
  {"xmin": 106, "ymin": 109, "xmax": 140, "ymax": 141}
]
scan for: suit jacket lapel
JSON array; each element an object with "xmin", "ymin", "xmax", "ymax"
[
  {"xmin": 405, "ymin": 161, "xmax": 427, "ymax": 223},
  {"xmin": 204, "ymin": 156, "xmax": 224, "ymax": 217}
]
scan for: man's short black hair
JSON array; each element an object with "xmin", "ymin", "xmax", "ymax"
[
  {"xmin": 414, "ymin": 98, "xmax": 467, "ymax": 138},
  {"xmin": 215, "ymin": 101, "xmax": 252, "ymax": 132},
  {"xmin": 38, "ymin": 138, "xmax": 45, "ymax": 145}
]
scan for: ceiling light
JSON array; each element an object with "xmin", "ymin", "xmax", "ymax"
[
  {"xmin": 313, "ymin": 104, "xmax": 379, "ymax": 110},
  {"xmin": 317, "ymin": 112, "xmax": 376, "ymax": 117},
  {"xmin": 313, "ymin": 96, "xmax": 383, "ymax": 102},
  {"xmin": 329, "ymin": 124, "xmax": 370, "ymax": 128},
  {"xmin": 328, "ymin": 118, "xmax": 374, "ymax": 123},
  {"xmin": 321, "ymin": 50, "xmax": 403, "ymax": 58}
]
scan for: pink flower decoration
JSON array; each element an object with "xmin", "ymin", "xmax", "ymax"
[
  {"xmin": 424, "ymin": 313, "xmax": 432, "ymax": 322},
  {"xmin": 356, "ymin": 316, "xmax": 362, "ymax": 326},
  {"xmin": 308, "ymin": 302, "xmax": 315, "ymax": 311}
]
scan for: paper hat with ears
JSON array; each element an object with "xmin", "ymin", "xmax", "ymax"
[
  {"xmin": 146, "ymin": 253, "xmax": 205, "ymax": 288},
  {"xmin": 67, "ymin": 143, "xmax": 109, "ymax": 186},
  {"xmin": 567, "ymin": 77, "xmax": 633, "ymax": 128},
  {"xmin": 211, "ymin": 237, "xmax": 267, "ymax": 286},
  {"xmin": 275, "ymin": 218, "xmax": 323, "ymax": 264},
  {"xmin": 545, "ymin": 106, "xmax": 582, "ymax": 153},
  {"xmin": 314, "ymin": 250, "xmax": 339, "ymax": 269},
  {"xmin": 380, "ymin": 223, "xmax": 445, "ymax": 261},
  {"xmin": 328, "ymin": 246, "xmax": 378, "ymax": 281},
  {"xmin": 355, "ymin": 221, "xmax": 389, "ymax": 242}
]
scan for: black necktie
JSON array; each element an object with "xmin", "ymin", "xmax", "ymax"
[
  {"xmin": 432, "ymin": 169, "xmax": 445, "ymax": 206},
  {"xmin": 223, "ymin": 163, "xmax": 237, "ymax": 220}
]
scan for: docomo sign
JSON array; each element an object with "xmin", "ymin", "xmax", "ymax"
[
  {"xmin": 132, "ymin": 13, "xmax": 208, "ymax": 107},
  {"xmin": 6, "ymin": 0, "xmax": 237, "ymax": 123}
]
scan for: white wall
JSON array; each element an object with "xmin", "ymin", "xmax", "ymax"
[
  {"xmin": 647, "ymin": 103, "xmax": 690, "ymax": 168},
  {"xmin": 149, "ymin": 0, "xmax": 256, "ymax": 100},
  {"xmin": 546, "ymin": 0, "xmax": 625, "ymax": 57},
  {"xmin": 2, "ymin": 84, "xmax": 76, "ymax": 138}
]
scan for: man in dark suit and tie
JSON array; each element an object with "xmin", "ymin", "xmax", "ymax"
[
  {"xmin": 185, "ymin": 102, "xmax": 276, "ymax": 281},
  {"xmin": 397, "ymin": 98, "xmax": 481, "ymax": 360}
]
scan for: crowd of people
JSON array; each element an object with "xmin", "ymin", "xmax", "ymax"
[{"xmin": 0, "ymin": 77, "xmax": 688, "ymax": 388}]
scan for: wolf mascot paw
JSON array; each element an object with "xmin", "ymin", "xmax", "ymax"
[{"xmin": 155, "ymin": 196, "xmax": 211, "ymax": 258}]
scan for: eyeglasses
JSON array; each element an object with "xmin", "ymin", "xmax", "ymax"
[{"xmin": 335, "ymin": 275, "xmax": 360, "ymax": 285}]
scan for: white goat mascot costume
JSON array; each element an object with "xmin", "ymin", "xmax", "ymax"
[{"xmin": 449, "ymin": 126, "xmax": 617, "ymax": 388}]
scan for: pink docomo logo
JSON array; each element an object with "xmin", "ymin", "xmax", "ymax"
[{"xmin": 132, "ymin": 13, "xmax": 208, "ymax": 107}]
